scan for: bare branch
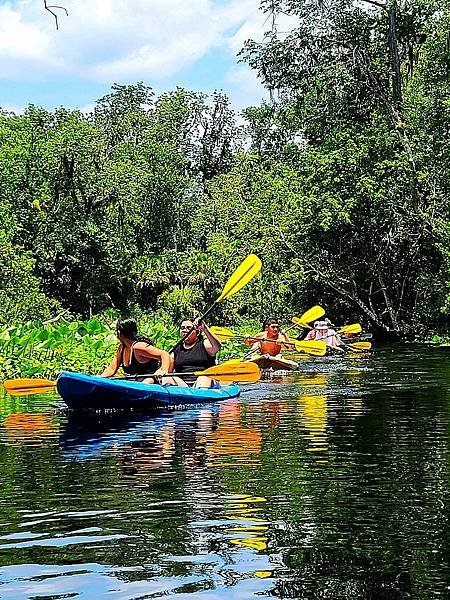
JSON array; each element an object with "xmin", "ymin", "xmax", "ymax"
[
  {"xmin": 361, "ymin": 0, "xmax": 387, "ymax": 9},
  {"xmin": 44, "ymin": 0, "xmax": 68, "ymax": 30}
]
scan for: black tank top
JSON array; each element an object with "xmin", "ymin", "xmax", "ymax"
[
  {"xmin": 173, "ymin": 339, "xmax": 215, "ymax": 373},
  {"xmin": 120, "ymin": 340, "xmax": 160, "ymax": 376}
]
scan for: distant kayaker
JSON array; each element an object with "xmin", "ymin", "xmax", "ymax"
[
  {"xmin": 304, "ymin": 320, "xmax": 344, "ymax": 352},
  {"xmin": 169, "ymin": 318, "xmax": 222, "ymax": 388},
  {"xmin": 101, "ymin": 318, "xmax": 173, "ymax": 383},
  {"xmin": 244, "ymin": 317, "xmax": 298, "ymax": 370}
]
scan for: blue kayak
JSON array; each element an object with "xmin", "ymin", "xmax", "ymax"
[{"xmin": 56, "ymin": 371, "xmax": 240, "ymax": 410}]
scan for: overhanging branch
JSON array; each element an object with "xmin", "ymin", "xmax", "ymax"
[{"xmin": 44, "ymin": 1, "xmax": 68, "ymax": 30}]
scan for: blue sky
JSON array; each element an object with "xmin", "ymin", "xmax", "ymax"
[{"xmin": 0, "ymin": 0, "xmax": 279, "ymax": 114}]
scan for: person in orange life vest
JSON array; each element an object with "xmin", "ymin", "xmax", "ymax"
[{"xmin": 243, "ymin": 317, "xmax": 298, "ymax": 369}]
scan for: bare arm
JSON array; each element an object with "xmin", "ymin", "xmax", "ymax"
[
  {"xmin": 101, "ymin": 345, "xmax": 122, "ymax": 377},
  {"xmin": 243, "ymin": 331, "xmax": 265, "ymax": 347},
  {"xmin": 134, "ymin": 342, "xmax": 171, "ymax": 375},
  {"xmin": 197, "ymin": 321, "xmax": 222, "ymax": 356},
  {"xmin": 279, "ymin": 333, "xmax": 295, "ymax": 351}
]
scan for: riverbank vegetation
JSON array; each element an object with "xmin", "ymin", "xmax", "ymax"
[{"xmin": 1, "ymin": 0, "xmax": 448, "ymax": 373}]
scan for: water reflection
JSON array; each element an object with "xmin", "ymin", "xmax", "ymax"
[
  {"xmin": 2, "ymin": 412, "xmax": 59, "ymax": 445},
  {"xmin": 0, "ymin": 347, "xmax": 449, "ymax": 598},
  {"xmin": 297, "ymin": 394, "xmax": 328, "ymax": 454},
  {"xmin": 226, "ymin": 495, "xmax": 268, "ymax": 551},
  {"xmin": 61, "ymin": 410, "xmax": 198, "ymax": 463},
  {"xmin": 199, "ymin": 402, "xmax": 262, "ymax": 468}
]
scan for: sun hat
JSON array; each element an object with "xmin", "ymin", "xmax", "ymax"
[{"xmin": 314, "ymin": 320, "xmax": 329, "ymax": 330}]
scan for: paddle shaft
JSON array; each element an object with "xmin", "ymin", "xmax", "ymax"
[
  {"xmin": 237, "ymin": 335, "xmax": 292, "ymax": 345},
  {"xmin": 289, "ymin": 323, "xmax": 361, "ymax": 335},
  {"xmin": 168, "ymin": 254, "xmax": 261, "ymax": 354},
  {"xmin": 115, "ymin": 367, "xmax": 243, "ymax": 380},
  {"xmin": 320, "ymin": 331, "xmax": 370, "ymax": 352}
]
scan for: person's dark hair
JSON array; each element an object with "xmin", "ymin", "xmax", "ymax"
[
  {"xmin": 180, "ymin": 318, "xmax": 196, "ymax": 326},
  {"xmin": 116, "ymin": 319, "xmax": 153, "ymax": 345},
  {"xmin": 262, "ymin": 317, "xmax": 279, "ymax": 330},
  {"xmin": 116, "ymin": 318, "xmax": 138, "ymax": 339}
]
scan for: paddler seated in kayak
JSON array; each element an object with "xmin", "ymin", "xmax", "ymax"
[
  {"xmin": 168, "ymin": 318, "xmax": 222, "ymax": 388},
  {"xmin": 304, "ymin": 319, "xmax": 344, "ymax": 353},
  {"xmin": 101, "ymin": 318, "xmax": 176, "ymax": 383},
  {"xmin": 243, "ymin": 317, "xmax": 298, "ymax": 371}
]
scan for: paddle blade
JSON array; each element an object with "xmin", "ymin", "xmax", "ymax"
[
  {"xmin": 299, "ymin": 305, "xmax": 325, "ymax": 324},
  {"xmin": 291, "ymin": 317, "xmax": 312, "ymax": 329},
  {"xmin": 216, "ymin": 254, "xmax": 262, "ymax": 303},
  {"xmin": 210, "ymin": 326, "xmax": 236, "ymax": 340},
  {"xmin": 3, "ymin": 378, "xmax": 55, "ymax": 395},
  {"xmin": 196, "ymin": 361, "xmax": 261, "ymax": 383},
  {"xmin": 7, "ymin": 386, "xmax": 55, "ymax": 397},
  {"xmin": 350, "ymin": 341, "xmax": 372, "ymax": 351},
  {"xmin": 287, "ymin": 338, "xmax": 327, "ymax": 356},
  {"xmin": 338, "ymin": 323, "xmax": 362, "ymax": 334}
]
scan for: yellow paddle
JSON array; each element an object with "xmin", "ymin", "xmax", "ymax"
[
  {"xmin": 211, "ymin": 305, "xmax": 325, "ymax": 342},
  {"xmin": 287, "ymin": 306, "xmax": 325, "ymax": 330},
  {"xmin": 180, "ymin": 360, "xmax": 261, "ymax": 383},
  {"xmin": 347, "ymin": 341, "xmax": 372, "ymax": 351},
  {"xmin": 169, "ymin": 254, "xmax": 262, "ymax": 353},
  {"xmin": 286, "ymin": 338, "xmax": 327, "ymax": 356},
  {"xmin": 3, "ymin": 378, "xmax": 55, "ymax": 393},
  {"xmin": 210, "ymin": 326, "xmax": 237, "ymax": 340},
  {"xmin": 3, "ymin": 361, "xmax": 261, "ymax": 396},
  {"xmin": 120, "ymin": 361, "xmax": 262, "ymax": 383},
  {"xmin": 209, "ymin": 327, "xmax": 326, "ymax": 356},
  {"xmin": 337, "ymin": 323, "xmax": 362, "ymax": 335},
  {"xmin": 291, "ymin": 318, "xmax": 362, "ymax": 335}
]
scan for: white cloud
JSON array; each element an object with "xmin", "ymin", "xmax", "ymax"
[
  {"xmin": 0, "ymin": 0, "xmax": 278, "ymax": 82},
  {"xmin": 224, "ymin": 64, "xmax": 268, "ymax": 113},
  {"xmin": 0, "ymin": 0, "xmax": 301, "ymax": 111},
  {"xmin": 0, "ymin": 102, "xmax": 26, "ymax": 115},
  {"xmin": 78, "ymin": 101, "xmax": 96, "ymax": 114},
  {"xmin": 0, "ymin": 3, "xmax": 61, "ymax": 77},
  {"xmin": 226, "ymin": 5, "xmax": 298, "ymax": 54}
]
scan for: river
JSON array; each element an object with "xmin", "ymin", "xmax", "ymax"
[{"xmin": 0, "ymin": 346, "xmax": 448, "ymax": 599}]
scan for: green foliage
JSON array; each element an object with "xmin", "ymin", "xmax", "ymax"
[
  {"xmin": 0, "ymin": 222, "xmax": 59, "ymax": 324},
  {"xmin": 0, "ymin": 318, "xmax": 180, "ymax": 380},
  {"xmin": 0, "ymin": 0, "xmax": 448, "ymax": 344},
  {"xmin": 237, "ymin": 0, "xmax": 449, "ymax": 338}
]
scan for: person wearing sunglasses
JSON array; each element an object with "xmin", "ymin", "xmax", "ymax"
[
  {"xmin": 101, "ymin": 318, "xmax": 175, "ymax": 383},
  {"xmin": 243, "ymin": 317, "xmax": 298, "ymax": 371},
  {"xmin": 169, "ymin": 318, "xmax": 222, "ymax": 388}
]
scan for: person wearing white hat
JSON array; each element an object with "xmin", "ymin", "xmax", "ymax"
[{"xmin": 304, "ymin": 320, "xmax": 344, "ymax": 352}]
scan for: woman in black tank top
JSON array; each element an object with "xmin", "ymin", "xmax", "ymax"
[
  {"xmin": 170, "ymin": 318, "xmax": 222, "ymax": 388},
  {"xmin": 101, "ymin": 319, "xmax": 177, "ymax": 384}
]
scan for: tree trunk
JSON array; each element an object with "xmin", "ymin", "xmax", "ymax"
[{"xmin": 388, "ymin": 1, "xmax": 402, "ymax": 108}]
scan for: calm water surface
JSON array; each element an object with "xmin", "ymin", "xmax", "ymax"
[{"xmin": 0, "ymin": 346, "xmax": 448, "ymax": 599}]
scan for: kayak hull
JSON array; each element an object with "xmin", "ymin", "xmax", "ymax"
[
  {"xmin": 56, "ymin": 371, "xmax": 240, "ymax": 410},
  {"xmin": 246, "ymin": 354, "xmax": 298, "ymax": 371}
]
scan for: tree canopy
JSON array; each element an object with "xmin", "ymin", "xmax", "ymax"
[{"xmin": 1, "ymin": 0, "xmax": 448, "ymax": 340}]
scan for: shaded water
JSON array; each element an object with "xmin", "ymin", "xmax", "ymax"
[{"xmin": 0, "ymin": 346, "xmax": 448, "ymax": 599}]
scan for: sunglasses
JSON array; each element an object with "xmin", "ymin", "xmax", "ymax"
[{"xmin": 180, "ymin": 325, "xmax": 194, "ymax": 331}]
